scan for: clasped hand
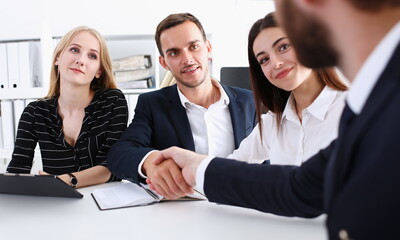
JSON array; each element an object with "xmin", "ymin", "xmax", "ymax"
[{"xmin": 144, "ymin": 147, "xmax": 207, "ymax": 199}]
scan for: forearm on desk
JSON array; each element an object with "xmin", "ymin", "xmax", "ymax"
[{"xmin": 58, "ymin": 165, "xmax": 111, "ymax": 188}]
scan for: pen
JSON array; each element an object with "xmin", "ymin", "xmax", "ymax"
[{"xmin": 193, "ymin": 188, "xmax": 206, "ymax": 198}]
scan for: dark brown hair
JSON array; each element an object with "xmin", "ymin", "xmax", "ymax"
[
  {"xmin": 155, "ymin": 13, "xmax": 207, "ymax": 57},
  {"xmin": 248, "ymin": 12, "xmax": 347, "ymax": 137}
]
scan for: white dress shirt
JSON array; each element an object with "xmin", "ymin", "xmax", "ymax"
[
  {"xmin": 227, "ymin": 86, "xmax": 346, "ymax": 166},
  {"xmin": 348, "ymin": 21, "xmax": 400, "ymax": 114},
  {"xmin": 138, "ymin": 79, "xmax": 234, "ymax": 178},
  {"xmin": 179, "ymin": 80, "xmax": 234, "ymax": 157},
  {"xmin": 196, "ymin": 21, "xmax": 400, "ymax": 194}
]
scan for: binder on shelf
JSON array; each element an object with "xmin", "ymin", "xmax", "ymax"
[
  {"xmin": 13, "ymin": 99, "xmax": 25, "ymax": 136},
  {"xmin": 1, "ymin": 100, "xmax": 15, "ymax": 150},
  {"xmin": 114, "ymin": 69, "xmax": 152, "ymax": 82},
  {"xmin": 116, "ymin": 77, "xmax": 154, "ymax": 89},
  {"xmin": 112, "ymin": 55, "xmax": 152, "ymax": 71},
  {"xmin": 6, "ymin": 42, "xmax": 20, "ymax": 89},
  {"xmin": 18, "ymin": 42, "xmax": 32, "ymax": 88},
  {"xmin": 112, "ymin": 55, "xmax": 154, "ymax": 90},
  {"xmin": 29, "ymin": 41, "xmax": 42, "ymax": 87},
  {"xmin": 0, "ymin": 43, "xmax": 8, "ymax": 89}
]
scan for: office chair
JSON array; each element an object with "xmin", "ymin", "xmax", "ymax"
[{"xmin": 220, "ymin": 67, "xmax": 252, "ymax": 90}]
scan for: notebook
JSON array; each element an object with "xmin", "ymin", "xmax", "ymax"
[
  {"xmin": 91, "ymin": 180, "xmax": 206, "ymax": 211},
  {"xmin": 0, "ymin": 173, "xmax": 83, "ymax": 198}
]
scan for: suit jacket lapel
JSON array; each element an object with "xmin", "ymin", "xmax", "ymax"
[
  {"xmin": 223, "ymin": 85, "xmax": 246, "ymax": 149},
  {"xmin": 165, "ymin": 86, "xmax": 196, "ymax": 151},
  {"xmin": 324, "ymin": 42, "xmax": 400, "ymax": 209}
]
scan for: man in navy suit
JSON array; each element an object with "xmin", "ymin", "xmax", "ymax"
[
  {"xmin": 152, "ymin": 0, "xmax": 400, "ymax": 239},
  {"xmin": 108, "ymin": 13, "xmax": 256, "ymax": 199}
]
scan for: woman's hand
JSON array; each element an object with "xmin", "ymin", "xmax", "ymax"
[{"xmin": 38, "ymin": 170, "xmax": 70, "ymax": 186}]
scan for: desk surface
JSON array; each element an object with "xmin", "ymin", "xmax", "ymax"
[{"xmin": 0, "ymin": 182, "xmax": 327, "ymax": 240}]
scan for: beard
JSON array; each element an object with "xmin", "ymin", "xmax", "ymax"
[
  {"xmin": 174, "ymin": 65, "xmax": 209, "ymax": 88},
  {"xmin": 175, "ymin": 76, "xmax": 206, "ymax": 88},
  {"xmin": 277, "ymin": 0, "xmax": 339, "ymax": 68}
]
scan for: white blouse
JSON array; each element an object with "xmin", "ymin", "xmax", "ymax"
[{"xmin": 227, "ymin": 86, "xmax": 346, "ymax": 166}]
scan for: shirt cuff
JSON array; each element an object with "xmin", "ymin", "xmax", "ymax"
[
  {"xmin": 194, "ymin": 156, "xmax": 214, "ymax": 195},
  {"xmin": 138, "ymin": 150, "xmax": 157, "ymax": 179}
]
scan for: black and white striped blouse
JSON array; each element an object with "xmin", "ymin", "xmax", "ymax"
[{"xmin": 7, "ymin": 89, "xmax": 128, "ymax": 180}]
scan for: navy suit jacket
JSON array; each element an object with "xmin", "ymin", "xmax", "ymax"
[
  {"xmin": 108, "ymin": 84, "xmax": 256, "ymax": 183},
  {"xmin": 203, "ymin": 42, "xmax": 400, "ymax": 239}
]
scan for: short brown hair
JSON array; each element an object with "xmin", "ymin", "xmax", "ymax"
[{"xmin": 155, "ymin": 13, "xmax": 207, "ymax": 57}]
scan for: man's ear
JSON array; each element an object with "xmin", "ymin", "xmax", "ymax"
[
  {"xmin": 206, "ymin": 40, "xmax": 212, "ymax": 60},
  {"xmin": 159, "ymin": 55, "xmax": 170, "ymax": 70},
  {"xmin": 206, "ymin": 40, "xmax": 212, "ymax": 54}
]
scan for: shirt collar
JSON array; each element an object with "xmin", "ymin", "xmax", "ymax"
[
  {"xmin": 307, "ymin": 86, "xmax": 342, "ymax": 121},
  {"xmin": 177, "ymin": 79, "xmax": 230, "ymax": 108},
  {"xmin": 347, "ymin": 21, "xmax": 400, "ymax": 114},
  {"xmin": 282, "ymin": 86, "xmax": 342, "ymax": 122},
  {"xmin": 281, "ymin": 94, "xmax": 297, "ymax": 122}
]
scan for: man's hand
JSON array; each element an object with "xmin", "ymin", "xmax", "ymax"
[
  {"xmin": 152, "ymin": 147, "xmax": 207, "ymax": 187},
  {"xmin": 142, "ymin": 151, "xmax": 193, "ymax": 199}
]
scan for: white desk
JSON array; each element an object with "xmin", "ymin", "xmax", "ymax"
[{"xmin": 0, "ymin": 182, "xmax": 327, "ymax": 240}]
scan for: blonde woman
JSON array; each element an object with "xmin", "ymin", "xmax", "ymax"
[{"xmin": 7, "ymin": 26, "xmax": 128, "ymax": 188}]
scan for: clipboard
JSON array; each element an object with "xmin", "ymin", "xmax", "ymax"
[{"xmin": 0, "ymin": 173, "xmax": 83, "ymax": 198}]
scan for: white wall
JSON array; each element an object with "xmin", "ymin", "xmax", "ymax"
[{"xmin": 0, "ymin": 0, "xmax": 275, "ymax": 79}]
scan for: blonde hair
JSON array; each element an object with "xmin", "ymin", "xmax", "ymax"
[{"xmin": 46, "ymin": 26, "xmax": 117, "ymax": 98}]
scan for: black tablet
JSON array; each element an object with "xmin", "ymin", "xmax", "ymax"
[{"xmin": 0, "ymin": 173, "xmax": 83, "ymax": 198}]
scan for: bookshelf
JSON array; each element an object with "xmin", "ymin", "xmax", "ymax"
[
  {"xmin": 0, "ymin": 38, "xmax": 45, "ymax": 100},
  {"xmin": 105, "ymin": 34, "xmax": 164, "ymax": 93},
  {"xmin": 0, "ymin": 34, "xmax": 163, "ymax": 164}
]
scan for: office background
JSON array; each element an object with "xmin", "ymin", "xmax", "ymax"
[
  {"xmin": 0, "ymin": 0, "xmax": 275, "ymax": 80},
  {"xmin": 0, "ymin": 3, "xmax": 328, "ymax": 239},
  {"xmin": 0, "ymin": 0, "xmax": 275, "ymax": 160}
]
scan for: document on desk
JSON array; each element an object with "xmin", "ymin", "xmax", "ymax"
[{"xmin": 92, "ymin": 180, "xmax": 206, "ymax": 211}]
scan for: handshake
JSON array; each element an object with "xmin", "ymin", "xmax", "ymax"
[{"xmin": 142, "ymin": 147, "xmax": 208, "ymax": 200}]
